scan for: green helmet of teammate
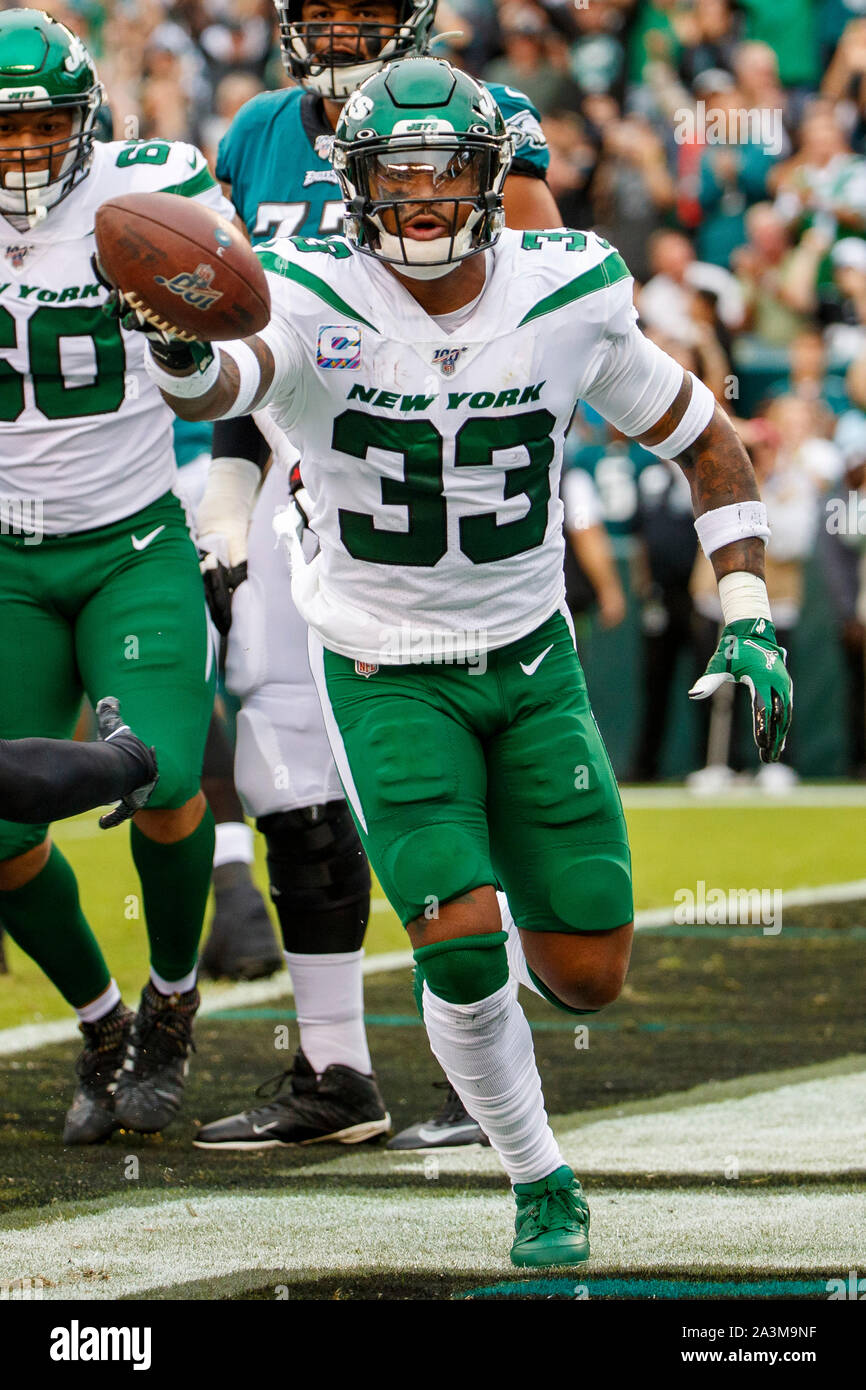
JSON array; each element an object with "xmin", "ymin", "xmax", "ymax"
[
  {"xmin": 0, "ymin": 9, "xmax": 103, "ymax": 225},
  {"xmin": 332, "ymin": 57, "xmax": 511, "ymax": 279}
]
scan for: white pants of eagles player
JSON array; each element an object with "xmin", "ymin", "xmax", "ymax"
[{"xmin": 226, "ymin": 463, "xmax": 344, "ymax": 817}]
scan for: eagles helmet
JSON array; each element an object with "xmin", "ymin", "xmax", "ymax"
[
  {"xmin": 274, "ymin": 0, "xmax": 437, "ymax": 99},
  {"xmin": 0, "ymin": 9, "xmax": 102, "ymax": 226},
  {"xmin": 332, "ymin": 58, "xmax": 512, "ymax": 279}
]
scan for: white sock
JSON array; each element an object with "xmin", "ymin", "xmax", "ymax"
[
  {"xmin": 214, "ymin": 821, "xmax": 254, "ymax": 868},
  {"xmin": 76, "ymin": 978, "xmax": 121, "ymax": 1024},
  {"xmin": 283, "ymin": 949, "xmax": 371, "ymax": 1075},
  {"xmin": 150, "ymin": 966, "xmax": 197, "ymax": 996},
  {"xmin": 422, "ymin": 979, "xmax": 564, "ymax": 1186},
  {"xmin": 497, "ymin": 891, "xmax": 545, "ymax": 999}
]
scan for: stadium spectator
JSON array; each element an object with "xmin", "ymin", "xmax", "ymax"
[
  {"xmin": 562, "ymin": 466, "xmax": 627, "ymax": 635},
  {"xmin": 568, "ymin": 0, "xmax": 627, "ymax": 101},
  {"xmin": 767, "ymin": 327, "xmax": 850, "ymax": 418},
  {"xmin": 638, "ymin": 229, "xmax": 743, "ymax": 348},
  {"xmin": 677, "ymin": 0, "xmax": 740, "ymax": 90},
  {"xmin": 691, "ymin": 397, "xmax": 842, "ymax": 788},
  {"xmin": 821, "ymin": 410, "xmax": 866, "ymax": 777},
  {"xmin": 482, "ymin": 4, "xmax": 581, "ymax": 114},
  {"xmin": 694, "ymin": 69, "xmax": 780, "ymax": 268},
  {"xmin": 592, "ymin": 112, "xmax": 675, "ymax": 281},
  {"xmin": 542, "ymin": 109, "xmax": 597, "ymax": 226},
  {"xmin": 732, "ymin": 202, "xmax": 811, "ymax": 347},
  {"xmin": 629, "ymin": 455, "xmax": 699, "ymax": 782},
  {"xmin": 772, "ymin": 101, "xmax": 866, "ymax": 244}
]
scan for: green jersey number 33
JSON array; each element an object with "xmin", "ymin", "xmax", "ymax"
[{"xmin": 335, "ymin": 407, "xmax": 556, "ymax": 567}]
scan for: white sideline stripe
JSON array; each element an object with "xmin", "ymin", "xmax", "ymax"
[
  {"xmin": 621, "ymin": 784, "xmax": 866, "ymax": 808},
  {"xmin": 50, "ymin": 783, "xmax": 866, "ymax": 842},
  {"xmin": 1, "ymin": 1187, "xmax": 862, "ymax": 1300},
  {"xmin": 0, "ymin": 949, "xmax": 413, "ymax": 1056},
  {"xmin": 1, "ymin": 881, "xmax": 864, "ymax": 1058}
]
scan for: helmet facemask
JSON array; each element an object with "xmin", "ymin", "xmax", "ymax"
[
  {"xmin": 0, "ymin": 91, "xmax": 101, "ymax": 226},
  {"xmin": 274, "ymin": 0, "xmax": 436, "ymax": 98},
  {"xmin": 337, "ymin": 131, "xmax": 510, "ymax": 279}
]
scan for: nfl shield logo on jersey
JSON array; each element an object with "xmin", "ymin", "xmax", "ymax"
[
  {"xmin": 4, "ymin": 244, "xmax": 29, "ymax": 270},
  {"xmin": 432, "ymin": 345, "xmax": 467, "ymax": 377},
  {"xmin": 354, "ymin": 660, "xmax": 378, "ymax": 678},
  {"xmin": 317, "ymin": 324, "xmax": 362, "ymax": 369}
]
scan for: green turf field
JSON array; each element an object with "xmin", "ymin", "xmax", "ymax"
[
  {"xmin": 1, "ymin": 799, "xmax": 864, "ymax": 1029},
  {"xmin": 1, "ymin": 795, "xmax": 863, "ymax": 1300},
  {"xmin": 1, "ymin": 901, "xmax": 864, "ymax": 1299}
]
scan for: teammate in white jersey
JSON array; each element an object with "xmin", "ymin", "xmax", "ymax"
[
  {"xmin": 0, "ymin": 9, "xmax": 235, "ymax": 1144},
  {"xmin": 137, "ymin": 58, "xmax": 792, "ymax": 1266}
]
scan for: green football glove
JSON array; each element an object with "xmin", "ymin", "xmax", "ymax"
[{"xmin": 689, "ymin": 617, "xmax": 793, "ymax": 764}]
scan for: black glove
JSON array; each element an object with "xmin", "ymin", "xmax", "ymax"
[
  {"xmin": 200, "ymin": 553, "xmax": 248, "ymax": 636},
  {"xmin": 92, "ymin": 252, "xmax": 214, "ymax": 374}
]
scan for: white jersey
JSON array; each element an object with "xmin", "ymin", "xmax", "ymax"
[
  {"xmin": 254, "ymin": 227, "xmax": 684, "ymax": 662},
  {"xmin": 0, "ymin": 139, "xmax": 233, "ymax": 535}
]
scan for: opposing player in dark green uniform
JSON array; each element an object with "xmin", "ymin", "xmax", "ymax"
[{"xmin": 191, "ymin": 0, "xmax": 565, "ymax": 1156}]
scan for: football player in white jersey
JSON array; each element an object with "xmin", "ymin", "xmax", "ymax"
[
  {"xmin": 135, "ymin": 58, "xmax": 792, "ymax": 1266},
  {"xmin": 195, "ymin": 0, "xmax": 563, "ymax": 1154},
  {"xmin": 0, "ymin": 9, "xmax": 236, "ymax": 1144}
]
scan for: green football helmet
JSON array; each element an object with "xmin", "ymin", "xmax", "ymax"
[
  {"xmin": 332, "ymin": 57, "xmax": 511, "ymax": 279},
  {"xmin": 0, "ymin": 9, "xmax": 103, "ymax": 226}
]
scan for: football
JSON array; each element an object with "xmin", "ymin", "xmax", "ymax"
[{"xmin": 94, "ymin": 192, "xmax": 270, "ymax": 342}]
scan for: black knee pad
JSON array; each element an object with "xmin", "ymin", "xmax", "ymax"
[{"xmin": 257, "ymin": 800, "xmax": 371, "ymax": 953}]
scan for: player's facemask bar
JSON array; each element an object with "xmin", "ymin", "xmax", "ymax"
[
  {"xmin": 280, "ymin": 17, "xmax": 409, "ymax": 97},
  {"xmin": 341, "ymin": 139, "xmax": 508, "ymax": 279},
  {"xmin": 0, "ymin": 99, "xmax": 101, "ymax": 227}
]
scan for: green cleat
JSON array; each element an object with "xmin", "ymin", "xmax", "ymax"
[{"xmin": 510, "ymin": 1165, "xmax": 590, "ymax": 1268}]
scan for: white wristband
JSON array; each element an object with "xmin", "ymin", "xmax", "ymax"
[
  {"xmin": 718, "ymin": 571, "xmax": 773, "ymax": 624},
  {"xmin": 643, "ymin": 373, "xmax": 715, "ymax": 459},
  {"xmin": 694, "ymin": 500, "xmax": 771, "ymax": 557},
  {"xmin": 220, "ymin": 341, "xmax": 261, "ymax": 418},
  {"xmin": 196, "ymin": 456, "xmax": 261, "ymax": 566},
  {"xmin": 145, "ymin": 346, "xmax": 220, "ymax": 398}
]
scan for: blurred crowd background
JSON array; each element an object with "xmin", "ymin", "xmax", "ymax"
[{"xmin": 13, "ymin": 0, "xmax": 866, "ymax": 786}]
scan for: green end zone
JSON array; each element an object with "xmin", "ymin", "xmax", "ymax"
[{"xmin": 1, "ymin": 911, "xmax": 863, "ymax": 1300}]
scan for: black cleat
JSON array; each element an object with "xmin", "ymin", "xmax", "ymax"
[
  {"xmin": 193, "ymin": 1048, "xmax": 391, "ymax": 1150},
  {"xmin": 199, "ymin": 862, "xmax": 282, "ymax": 981},
  {"xmin": 114, "ymin": 982, "xmax": 199, "ymax": 1133},
  {"xmin": 63, "ymin": 1002, "xmax": 133, "ymax": 1145},
  {"xmin": 387, "ymin": 1080, "xmax": 490, "ymax": 1151}
]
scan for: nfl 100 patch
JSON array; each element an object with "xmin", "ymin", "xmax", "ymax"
[
  {"xmin": 317, "ymin": 324, "xmax": 362, "ymax": 369},
  {"xmin": 431, "ymin": 345, "xmax": 468, "ymax": 377}
]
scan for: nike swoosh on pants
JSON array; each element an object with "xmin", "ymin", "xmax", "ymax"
[
  {"xmin": 519, "ymin": 643, "xmax": 554, "ymax": 677},
  {"xmin": 131, "ymin": 525, "xmax": 166, "ymax": 551}
]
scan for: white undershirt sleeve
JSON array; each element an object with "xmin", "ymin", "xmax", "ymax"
[{"xmin": 581, "ymin": 324, "xmax": 697, "ymax": 443}]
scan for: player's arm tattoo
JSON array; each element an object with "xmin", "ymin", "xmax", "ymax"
[
  {"xmin": 635, "ymin": 373, "xmax": 765, "ymax": 583},
  {"xmin": 158, "ymin": 335, "xmax": 275, "ymax": 422}
]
